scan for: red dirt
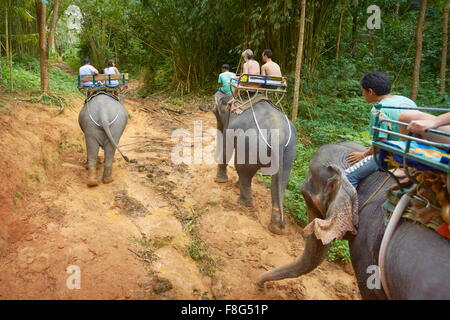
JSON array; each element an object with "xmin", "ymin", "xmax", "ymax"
[{"xmin": 0, "ymin": 91, "xmax": 360, "ymax": 300}]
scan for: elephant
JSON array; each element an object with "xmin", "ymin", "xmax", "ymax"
[
  {"xmin": 258, "ymin": 141, "xmax": 450, "ymax": 299},
  {"xmin": 212, "ymin": 92, "xmax": 296, "ymax": 234},
  {"xmin": 78, "ymin": 93, "xmax": 129, "ymax": 187}
]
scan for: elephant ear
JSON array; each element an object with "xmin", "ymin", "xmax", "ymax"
[{"xmin": 302, "ymin": 164, "xmax": 359, "ymax": 245}]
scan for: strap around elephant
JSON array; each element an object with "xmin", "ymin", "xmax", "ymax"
[{"xmin": 247, "ymin": 91, "xmax": 292, "ymax": 149}]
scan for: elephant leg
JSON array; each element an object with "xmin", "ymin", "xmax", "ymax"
[
  {"xmin": 102, "ymin": 142, "xmax": 115, "ymax": 184},
  {"xmin": 85, "ymin": 136, "xmax": 100, "ymax": 187},
  {"xmin": 236, "ymin": 164, "xmax": 258, "ymax": 207},
  {"xmin": 215, "ymin": 132, "xmax": 233, "ymax": 183},
  {"xmin": 269, "ymin": 141, "xmax": 296, "ymax": 234},
  {"xmin": 269, "ymin": 174, "xmax": 282, "ymax": 234},
  {"xmin": 215, "ymin": 163, "xmax": 229, "ymax": 183}
]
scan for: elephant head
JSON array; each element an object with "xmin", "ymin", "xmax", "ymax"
[
  {"xmin": 212, "ymin": 92, "xmax": 233, "ymax": 131},
  {"xmin": 301, "ymin": 164, "xmax": 359, "ymax": 244},
  {"xmin": 258, "ymin": 157, "xmax": 359, "ymax": 287}
]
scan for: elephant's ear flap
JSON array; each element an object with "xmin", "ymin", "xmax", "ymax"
[{"xmin": 302, "ymin": 165, "xmax": 359, "ymax": 245}]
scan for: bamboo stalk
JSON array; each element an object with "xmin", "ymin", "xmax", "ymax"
[
  {"xmin": 411, "ymin": 0, "xmax": 427, "ymax": 101},
  {"xmin": 292, "ymin": 0, "xmax": 307, "ymax": 122},
  {"xmin": 5, "ymin": 8, "xmax": 13, "ymax": 91},
  {"xmin": 47, "ymin": 0, "xmax": 60, "ymax": 53},
  {"xmin": 336, "ymin": 1, "xmax": 345, "ymax": 59},
  {"xmin": 439, "ymin": 0, "xmax": 450, "ymax": 95},
  {"xmin": 0, "ymin": 23, "xmax": 2, "ymax": 87}
]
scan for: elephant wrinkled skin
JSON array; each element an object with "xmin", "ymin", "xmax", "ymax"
[
  {"xmin": 258, "ymin": 142, "xmax": 450, "ymax": 299},
  {"xmin": 78, "ymin": 93, "xmax": 129, "ymax": 187}
]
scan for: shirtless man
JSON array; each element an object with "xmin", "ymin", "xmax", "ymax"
[
  {"xmin": 261, "ymin": 49, "xmax": 282, "ymax": 77},
  {"xmin": 242, "ymin": 49, "xmax": 260, "ymax": 75}
]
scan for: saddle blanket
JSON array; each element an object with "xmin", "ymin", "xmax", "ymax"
[{"xmin": 379, "ymin": 140, "xmax": 450, "ymax": 172}]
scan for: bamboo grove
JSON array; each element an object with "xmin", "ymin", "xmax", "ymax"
[{"xmin": 0, "ymin": 0, "xmax": 449, "ymax": 108}]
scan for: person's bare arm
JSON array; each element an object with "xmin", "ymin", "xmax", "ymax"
[
  {"xmin": 346, "ymin": 148, "xmax": 371, "ymax": 164},
  {"xmin": 261, "ymin": 64, "xmax": 266, "ymax": 76},
  {"xmin": 346, "ymin": 138, "xmax": 387, "ymax": 164},
  {"xmin": 114, "ymin": 67, "xmax": 119, "ymax": 74},
  {"xmin": 408, "ymin": 112, "xmax": 450, "ymax": 133},
  {"xmin": 243, "ymin": 63, "xmax": 248, "ymax": 75}
]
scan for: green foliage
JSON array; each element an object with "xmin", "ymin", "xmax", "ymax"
[
  {"xmin": 62, "ymin": 48, "xmax": 82, "ymax": 72},
  {"xmin": 0, "ymin": 56, "xmax": 79, "ymax": 95},
  {"xmin": 328, "ymin": 240, "xmax": 351, "ymax": 263}
]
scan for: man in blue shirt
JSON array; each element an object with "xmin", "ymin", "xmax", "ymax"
[
  {"xmin": 218, "ymin": 64, "xmax": 236, "ymax": 95},
  {"xmin": 345, "ymin": 72, "xmax": 416, "ymax": 189}
]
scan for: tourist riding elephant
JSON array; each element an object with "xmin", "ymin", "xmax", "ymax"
[
  {"xmin": 213, "ymin": 93, "xmax": 296, "ymax": 234},
  {"xmin": 78, "ymin": 93, "xmax": 129, "ymax": 187},
  {"xmin": 258, "ymin": 141, "xmax": 450, "ymax": 299}
]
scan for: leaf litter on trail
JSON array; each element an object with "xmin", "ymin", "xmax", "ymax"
[{"xmin": 114, "ymin": 190, "xmax": 150, "ymax": 217}]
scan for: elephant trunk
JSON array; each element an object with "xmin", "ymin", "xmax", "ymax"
[{"xmin": 257, "ymin": 234, "xmax": 330, "ymax": 287}]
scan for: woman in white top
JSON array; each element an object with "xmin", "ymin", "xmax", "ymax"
[{"xmin": 104, "ymin": 60, "xmax": 120, "ymax": 87}]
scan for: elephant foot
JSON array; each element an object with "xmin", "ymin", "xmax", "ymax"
[
  {"xmin": 87, "ymin": 179, "xmax": 99, "ymax": 187},
  {"xmin": 102, "ymin": 176, "xmax": 113, "ymax": 184},
  {"xmin": 268, "ymin": 220, "xmax": 285, "ymax": 235},
  {"xmin": 87, "ymin": 165, "xmax": 98, "ymax": 187},
  {"xmin": 215, "ymin": 175, "xmax": 229, "ymax": 183},
  {"xmin": 102, "ymin": 167, "xmax": 113, "ymax": 184},
  {"xmin": 238, "ymin": 196, "xmax": 253, "ymax": 207}
]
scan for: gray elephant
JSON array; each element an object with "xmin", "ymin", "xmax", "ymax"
[
  {"xmin": 213, "ymin": 93, "xmax": 297, "ymax": 234},
  {"xmin": 78, "ymin": 93, "xmax": 129, "ymax": 187},
  {"xmin": 258, "ymin": 142, "xmax": 450, "ymax": 299}
]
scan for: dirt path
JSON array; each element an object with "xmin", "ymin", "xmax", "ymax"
[{"xmin": 0, "ymin": 91, "xmax": 359, "ymax": 299}]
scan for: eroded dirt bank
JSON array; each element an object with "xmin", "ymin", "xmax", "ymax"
[{"xmin": 0, "ymin": 90, "xmax": 360, "ymax": 299}]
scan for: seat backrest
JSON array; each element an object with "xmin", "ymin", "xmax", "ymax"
[
  {"xmin": 238, "ymin": 74, "xmax": 287, "ymax": 89},
  {"xmin": 78, "ymin": 73, "xmax": 129, "ymax": 87}
]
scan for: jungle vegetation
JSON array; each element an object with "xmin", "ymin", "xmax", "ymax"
[{"xmin": 1, "ymin": 0, "xmax": 449, "ymax": 261}]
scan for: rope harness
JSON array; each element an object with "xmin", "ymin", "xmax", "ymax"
[
  {"xmin": 85, "ymin": 92, "xmax": 121, "ymax": 128},
  {"xmin": 245, "ymin": 90, "xmax": 292, "ymax": 149}
]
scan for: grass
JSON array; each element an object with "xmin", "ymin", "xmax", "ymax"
[
  {"xmin": 13, "ymin": 191, "xmax": 23, "ymax": 206},
  {"xmin": 130, "ymin": 234, "xmax": 174, "ymax": 265},
  {"xmin": 0, "ymin": 56, "xmax": 81, "ymax": 97},
  {"xmin": 0, "ymin": 104, "xmax": 11, "ymax": 114},
  {"xmin": 181, "ymin": 205, "xmax": 222, "ymax": 277}
]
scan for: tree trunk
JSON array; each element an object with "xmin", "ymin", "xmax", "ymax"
[
  {"xmin": 411, "ymin": 0, "xmax": 427, "ymax": 101},
  {"xmin": 351, "ymin": 0, "xmax": 359, "ymax": 58},
  {"xmin": 439, "ymin": 0, "xmax": 450, "ymax": 95},
  {"xmin": 8, "ymin": 36, "xmax": 12, "ymax": 91},
  {"xmin": 0, "ymin": 14, "xmax": 3, "ymax": 87},
  {"xmin": 292, "ymin": 0, "xmax": 307, "ymax": 122},
  {"xmin": 336, "ymin": 1, "xmax": 345, "ymax": 59},
  {"xmin": 36, "ymin": 0, "xmax": 49, "ymax": 93},
  {"xmin": 5, "ymin": 8, "xmax": 13, "ymax": 91},
  {"xmin": 47, "ymin": 0, "xmax": 61, "ymax": 53}
]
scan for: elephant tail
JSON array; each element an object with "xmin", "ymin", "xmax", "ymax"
[{"xmin": 100, "ymin": 117, "xmax": 130, "ymax": 163}]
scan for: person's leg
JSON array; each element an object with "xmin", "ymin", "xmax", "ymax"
[{"xmin": 345, "ymin": 156, "xmax": 379, "ymax": 189}]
